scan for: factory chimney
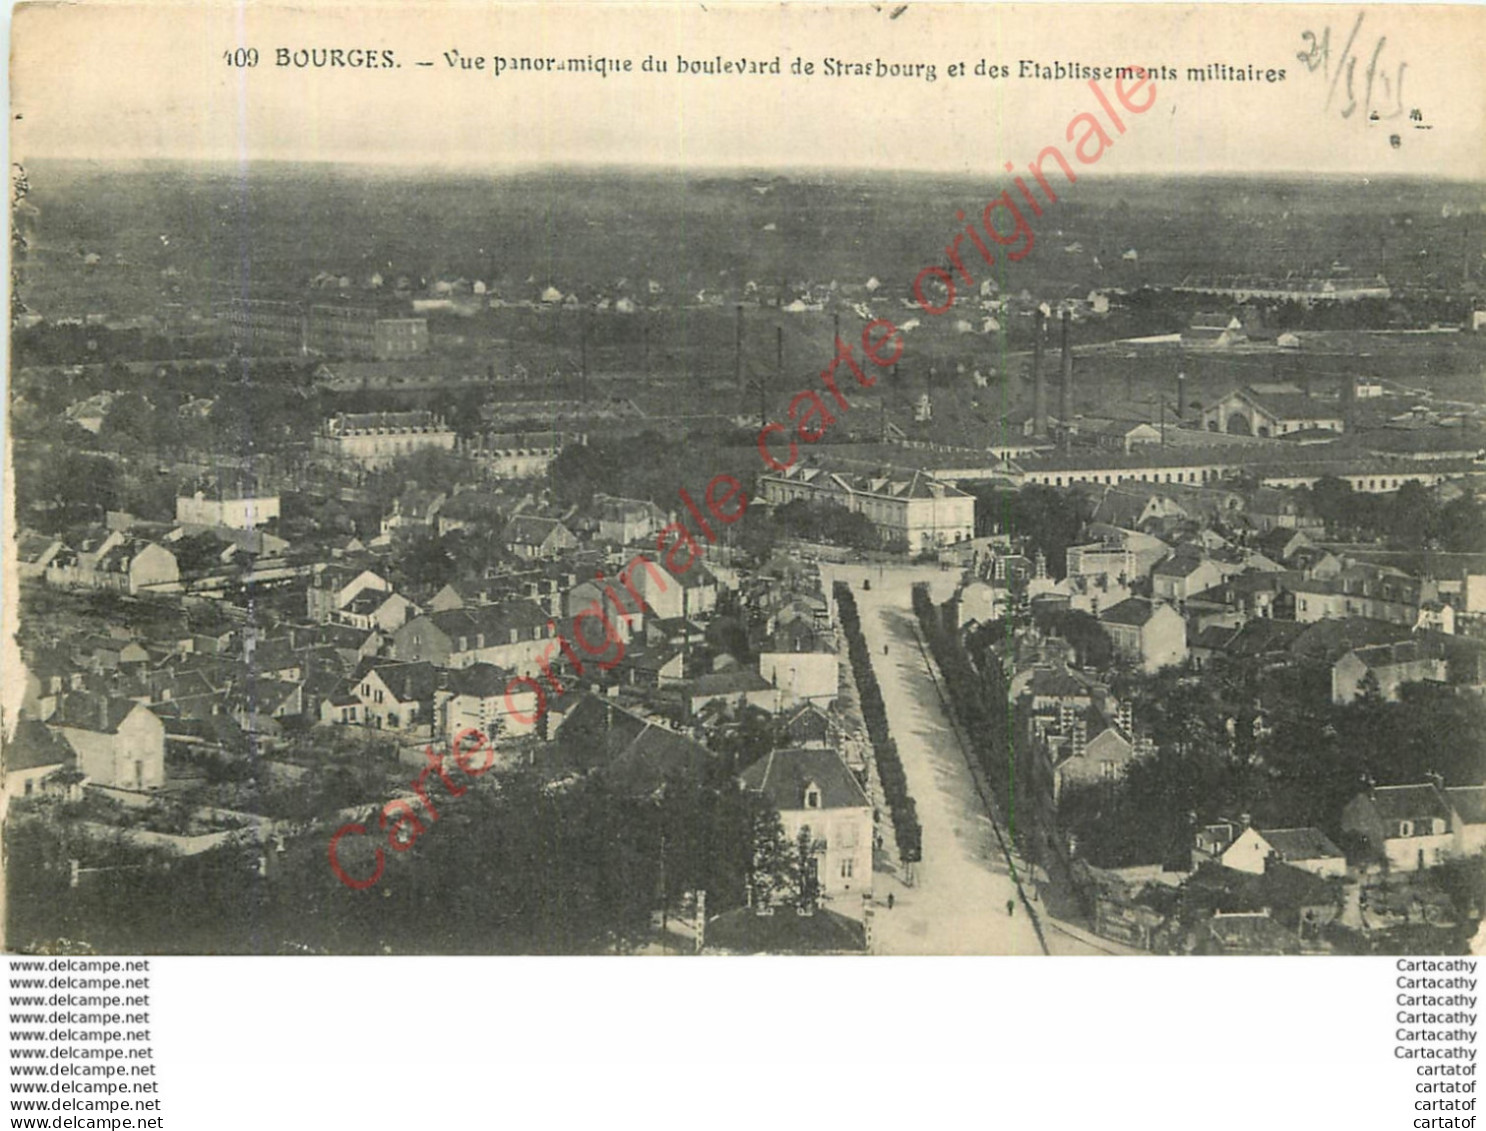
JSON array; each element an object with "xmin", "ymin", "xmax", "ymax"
[
  {"xmin": 1175, "ymin": 371, "xmax": 1187, "ymax": 423},
  {"xmin": 1059, "ymin": 308, "xmax": 1074, "ymax": 441},
  {"xmin": 1033, "ymin": 308, "xmax": 1048, "ymax": 438}
]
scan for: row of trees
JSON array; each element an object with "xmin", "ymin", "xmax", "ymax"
[
  {"xmin": 1059, "ymin": 656, "xmax": 1486, "ymax": 871},
  {"xmin": 770, "ymin": 500, "xmax": 878, "ymax": 551},
  {"xmin": 1304, "ymin": 478, "xmax": 1486, "ymax": 551},
  {"xmin": 911, "ymin": 584, "xmax": 1030, "ymax": 855},
  {"xmin": 833, "ymin": 583, "xmax": 921, "ymax": 863}
]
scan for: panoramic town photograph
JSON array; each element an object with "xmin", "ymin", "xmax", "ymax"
[{"xmin": 6, "ymin": 6, "xmax": 1485, "ymax": 957}]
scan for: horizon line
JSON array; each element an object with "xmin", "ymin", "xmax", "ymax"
[{"xmin": 16, "ymin": 155, "xmax": 1486, "ymax": 185}]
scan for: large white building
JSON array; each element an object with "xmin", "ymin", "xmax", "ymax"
[
  {"xmin": 315, "ymin": 411, "xmax": 457, "ymax": 469},
  {"xmin": 175, "ymin": 490, "xmax": 281, "ymax": 530},
  {"xmin": 740, "ymin": 748, "xmax": 873, "ymax": 899},
  {"xmin": 759, "ymin": 465, "xmax": 975, "ymax": 552},
  {"xmin": 1199, "ymin": 385, "xmax": 1344, "ymax": 438}
]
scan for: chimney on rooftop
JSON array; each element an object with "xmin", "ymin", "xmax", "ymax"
[{"xmin": 1033, "ymin": 308, "xmax": 1048, "ymax": 438}]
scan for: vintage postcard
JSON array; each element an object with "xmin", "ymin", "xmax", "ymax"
[{"xmin": 6, "ymin": 2, "xmax": 1485, "ymax": 956}]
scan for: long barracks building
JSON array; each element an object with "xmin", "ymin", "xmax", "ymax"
[
  {"xmin": 795, "ymin": 441, "xmax": 1478, "ymax": 495},
  {"xmin": 1014, "ymin": 449, "xmax": 1476, "ymax": 492}
]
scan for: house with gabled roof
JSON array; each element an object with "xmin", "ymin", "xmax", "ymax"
[
  {"xmin": 4, "ymin": 721, "xmax": 78, "ymax": 800},
  {"xmin": 757, "ymin": 624, "xmax": 838, "ymax": 708},
  {"xmin": 591, "ymin": 494, "xmax": 668, "ymax": 545},
  {"xmin": 19, "ymin": 647, "xmax": 84, "ymax": 722},
  {"xmin": 47, "ymin": 533, "xmax": 179, "ymax": 595},
  {"xmin": 504, "ymin": 514, "xmax": 578, "ymax": 561},
  {"xmin": 1221, "ymin": 826, "xmax": 1347, "ymax": 878},
  {"xmin": 1089, "ymin": 484, "xmax": 1188, "ymax": 532},
  {"xmin": 434, "ymin": 661, "xmax": 541, "ymax": 742},
  {"xmin": 392, "ymin": 600, "xmax": 554, "ymax": 673},
  {"xmin": 1340, "ymin": 782, "xmax": 1456, "ymax": 872},
  {"xmin": 1017, "ymin": 664, "xmax": 1099, "ymax": 713},
  {"xmin": 307, "ymin": 565, "xmax": 392, "ymax": 623},
  {"xmin": 50, "ymin": 695, "xmax": 166, "ymax": 792},
  {"xmin": 555, "ymin": 695, "xmax": 718, "ymax": 796},
  {"xmin": 379, "ymin": 488, "xmax": 447, "ymax": 537},
  {"xmin": 1050, "ymin": 715, "xmax": 1142, "ymax": 802},
  {"xmin": 1331, "ymin": 640, "xmax": 1447, "ymax": 704},
  {"xmin": 622, "ymin": 645, "xmax": 687, "ymax": 689},
  {"xmin": 741, "ymin": 747, "xmax": 872, "ymax": 898},
  {"xmin": 1098, "ymin": 597, "xmax": 1187, "ymax": 672},
  {"xmin": 1252, "ymin": 525, "xmax": 1313, "ymax": 565},
  {"xmin": 323, "ymin": 659, "xmax": 438, "ymax": 733},
  {"xmin": 226, "ymin": 679, "xmax": 304, "ymax": 735},
  {"xmin": 1151, "ymin": 548, "xmax": 1226, "ymax": 603},
  {"xmin": 1186, "ymin": 572, "xmax": 1293, "ymax": 634},
  {"xmin": 624, "ymin": 557, "xmax": 719, "ymax": 622},
  {"xmin": 15, "ymin": 532, "xmax": 62, "ymax": 580},
  {"xmin": 781, "ymin": 701, "xmax": 841, "ymax": 750},
  {"xmin": 338, "ymin": 587, "xmax": 416, "ymax": 633}
]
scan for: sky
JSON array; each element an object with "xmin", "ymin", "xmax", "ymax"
[{"xmin": 11, "ymin": 2, "xmax": 1486, "ymax": 179}]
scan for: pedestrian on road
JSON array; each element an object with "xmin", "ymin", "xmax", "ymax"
[
  {"xmin": 1006, "ymin": 899, "xmax": 1015, "ymax": 917},
  {"xmin": 887, "ymin": 893, "xmax": 895, "ymax": 911},
  {"xmin": 883, "ymin": 644, "xmax": 889, "ymax": 656}
]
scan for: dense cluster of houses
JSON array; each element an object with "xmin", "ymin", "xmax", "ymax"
[
  {"xmin": 1070, "ymin": 778, "xmax": 1486, "ymax": 954},
  {"xmin": 8, "ymin": 471, "xmax": 876, "ymax": 917},
  {"xmin": 953, "ymin": 472, "xmax": 1486, "ymax": 951}
]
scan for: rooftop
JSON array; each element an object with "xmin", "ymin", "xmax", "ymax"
[
  {"xmin": 740, "ymin": 747, "xmax": 870, "ymax": 812},
  {"xmin": 704, "ymin": 906, "xmax": 867, "ymax": 955},
  {"xmin": 1257, "ymin": 826, "xmax": 1344, "ymax": 861}
]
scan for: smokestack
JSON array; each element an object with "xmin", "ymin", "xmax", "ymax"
[
  {"xmin": 1033, "ymin": 308, "xmax": 1048, "ymax": 438},
  {"xmin": 1059, "ymin": 308, "xmax": 1073, "ymax": 432},
  {"xmin": 1176, "ymin": 371, "xmax": 1187, "ymax": 423},
  {"xmin": 1342, "ymin": 375, "xmax": 1356, "ymax": 431},
  {"xmin": 735, "ymin": 304, "xmax": 744, "ymax": 388}
]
